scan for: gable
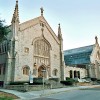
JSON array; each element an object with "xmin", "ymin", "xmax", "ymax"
[{"xmin": 19, "ymin": 16, "xmax": 60, "ymax": 44}]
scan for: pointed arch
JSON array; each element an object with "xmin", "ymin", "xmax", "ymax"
[
  {"xmin": 53, "ymin": 68, "xmax": 58, "ymax": 76},
  {"xmin": 38, "ymin": 65, "xmax": 46, "ymax": 78},
  {"xmin": 22, "ymin": 65, "xmax": 30, "ymax": 75},
  {"xmin": 32, "ymin": 36, "xmax": 52, "ymax": 50},
  {"xmin": 33, "ymin": 36, "xmax": 51, "ymax": 66}
]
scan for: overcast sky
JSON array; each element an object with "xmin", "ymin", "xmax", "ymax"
[{"xmin": 0, "ymin": 0, "xmax": 100, "ymax": 50}]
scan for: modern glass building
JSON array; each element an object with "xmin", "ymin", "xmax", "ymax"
[{"xmin": 64, "ymin": 45, "xmax": 94, "ymax": 67}]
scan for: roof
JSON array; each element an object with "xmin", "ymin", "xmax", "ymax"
[
  {"xmin": 19, "ymin": 16, "xmax": 60, "ymax": 44},
  {"xmin": 64, "ymin": 45, "xmax": 94, "ymax": 66}
]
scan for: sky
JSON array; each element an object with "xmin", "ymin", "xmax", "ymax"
[{"xmin": 0, "ymin": 0, "xmax": 100, "ymax": 50}]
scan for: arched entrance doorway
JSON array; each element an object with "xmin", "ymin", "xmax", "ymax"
[{"xmin": 38, "ymin": 65, "xmax": 46, "ymax": 78}]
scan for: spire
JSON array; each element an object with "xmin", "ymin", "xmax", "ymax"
[
  {"xmin": 58, "ymin": 23, "xmax": 62, "ymax": 40},
  {"xmin": 95, "ymin": 36, "xmax": 98, "ymax": 44},
  {"xmin": 58, "ymin": 23, "xmax": 61, "ymax": 34},
  {"xmin": 11, "ymin": 0, "xmax": 19, "ymax": 23},
  {"xmin": 40, "ymin": 7, "xmax": 44, "ymax": 16}
]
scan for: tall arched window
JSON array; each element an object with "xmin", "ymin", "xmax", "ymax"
[
  {"xmin": 53, "ymin": 69, "xmax": 58, "ymax": 76},
  {"xmin": 23, "ymin": 66, "xmax": 30, "ymax": 75},
  {"xmin": 34, "ymin": 39, "xmax": 50, "ymax": 65},
  {"xmin": 34, "ymin": 39, "xmax": 49, "ymax": 57}
]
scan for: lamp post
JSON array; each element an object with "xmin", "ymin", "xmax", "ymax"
[
  {"xmin": 29, "ymin": 71, "xmax": 33, "ymax": 84},
  {"xmin": 42, "ymin": 70, "xmax": 46, "ymax": 95}
]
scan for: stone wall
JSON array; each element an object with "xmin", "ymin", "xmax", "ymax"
[
  {"xmin": 5, "ymin": 84, "xmax": 50, "ymax": 92},
  {"xmin": 76, "ymin": 82, "xmax": 92, "ymax": 86},
  {"xmin": 5, "ymin": 81, "xmax": 65, "ymax": 91}
]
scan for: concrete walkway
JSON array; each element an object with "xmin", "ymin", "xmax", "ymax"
[{"xmin": 0, "ymin": 85, "xmax": 100, "ymax": 100}]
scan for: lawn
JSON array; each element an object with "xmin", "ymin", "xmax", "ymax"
[{"xmin": 0, "ymin": 91, "xmax": 19, "ymax": 100}]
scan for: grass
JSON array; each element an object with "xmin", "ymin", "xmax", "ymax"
[
  {"xmin": 0, "ymin": 97, "xmax": 13, "ymax": 100},
  {"xmin": 0, "ymin": 91, "xmax": 19, "ymax": 100}
]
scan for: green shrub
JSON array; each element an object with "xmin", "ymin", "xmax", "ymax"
[
  {"xmin": 32, "ymin": 78, "xmax": 43, "ymax": 85},
  {"xmin": 97, "ymin": 79, "xmax": 100, "ymax": 83},
  {"xmin": 61, "ymin": 79, "xmax": 75, "ymax": 85},
  {"xmin": 66, "ymin": 77, "xmax": 70, "ymax": 80},
  {"xmin": 9, "ymin": 79, "xmax": 43, "ymax": 85},
  {"xmin": 0, "ymin": 97, "xmax": 13, "ymax": 100},
  {"xmin": 49, "ymin": 78, "xmax": 59, "ymax": 82},
  {"xmin": 9, "ymin": 81, "xmax": 28, "ymax": 85},
  {"xmin": 91, "ymin": 78, "xmax": 97, "ymax": 81}
]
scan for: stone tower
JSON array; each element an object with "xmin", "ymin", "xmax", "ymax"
[
  {"xmin": 89, "ymin": 36, "xmax": 100, "ymax": 79},
  {"xmin": 58, "ymin": 24, "xmax": 65, "ymax": 81},
  {"xmin": 94, "ymin": 36, "xmax": 100, "ymax": 79},
  {"xmin": 4, "ymin": 0, "xmax": 20, "ymax": 84}
]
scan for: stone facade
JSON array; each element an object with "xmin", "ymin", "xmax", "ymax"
[
  {"xmin": 64, "ymin": 66, "xmax": 86, "ymax": 79},
  {"xmin": 64, "ymin": 36, "xmax": 100, "ymax": 80},
  {"xmin": 0, "ymin": 1, "xmax": 64, "ymax": 85},
  {"xmin": 89, "ymin": 37, "xmax": 100, "ymax": 79}
]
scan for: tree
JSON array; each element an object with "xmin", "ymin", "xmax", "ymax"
[{"xmin": 0, "ymin": 19, "xmax": 9, "ymax": 42}]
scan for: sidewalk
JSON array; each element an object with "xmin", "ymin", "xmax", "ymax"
[{"xmin": 0, "ymin": 85, "xmax": 100, "ymax": 100}]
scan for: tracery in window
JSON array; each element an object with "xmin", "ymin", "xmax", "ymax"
[
  {"xmin": 34, "ymin": 39, "xmax": 50, "ymax": 65},
  {"xmin": 0, "ymin": 63, "xmax": 6, "ymax": 75},
  {"xmin": 34, "ymin": 39, "xmax": 49, "ymax": 57},
  {"xmin": 0, "ymin": 42, "xmax": 8, "ymax": 54}
]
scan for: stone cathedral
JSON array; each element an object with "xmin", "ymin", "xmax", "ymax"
[{"xmin": 0, "ymin": 1, "xmax": 64, "ymax": 85}]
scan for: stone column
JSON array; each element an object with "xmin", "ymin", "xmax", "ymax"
[
  {"xmin": 46, "ymin": 67, "xmax": 49, "ymax": 79},
  {"xmin": 72, "ymin": 71, "xmax": 74, "ymax": 79},
  {"xmin": 95, "ymin": 61, "xmax": 100, "ymax": 79},
  {"xmin": 47, "ymin": 66, "xmax": 50, "ymax": 79},
  {"xmin": 97, "ymin": 64, "xmax": 100, "ymax": 79},
  {"xmin": 94, "ymin": 60, "xmax": 98, "ymax": 79},
  {"xmin": 89, "ymin": 65, "xmax": 92, "ymax": 78},
  {"xmin": 93, "ymin": 67, "xmax": 96, "ymax": 78},
  {"xmin": 4, "ymin": 57, "xmax": 14, "ymax": 86}
]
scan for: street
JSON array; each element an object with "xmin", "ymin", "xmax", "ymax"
[{"xmin": 33, "ymin": 87, "xmax": 100, "ymax": 100}]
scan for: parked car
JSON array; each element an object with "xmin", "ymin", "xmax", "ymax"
[
  {"xmin": 82, "ymin": 77, "xmax": 91, "ymax": 82},
  {"xmin": 74, "ymin": 78, "xmax": 82, "ymax": 82},
  {"xmin": 74, "ymin": 77, "xmax": 91, "ymax": 82}
]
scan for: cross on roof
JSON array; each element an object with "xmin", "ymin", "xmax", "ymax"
[
  {"xmin": 40, "ymin": 7, "xmax": 44, "ymax": 16},
  {"xmin": 95, "ymin": 36, "xmax": 98, "ymax": 44}
]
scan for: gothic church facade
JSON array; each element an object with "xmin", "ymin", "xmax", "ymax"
[{"xmin": 0, "ymin": 1, "xmax": 64, "ymax": 85}]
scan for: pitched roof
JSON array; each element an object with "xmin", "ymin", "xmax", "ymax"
[
  {"xmin": 64, "ymin": 45, "xmax": 94, "ymax": 66},
  {"xmin": 19, "ymin": 16, "xmax": 60, "ymax": 44}
]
